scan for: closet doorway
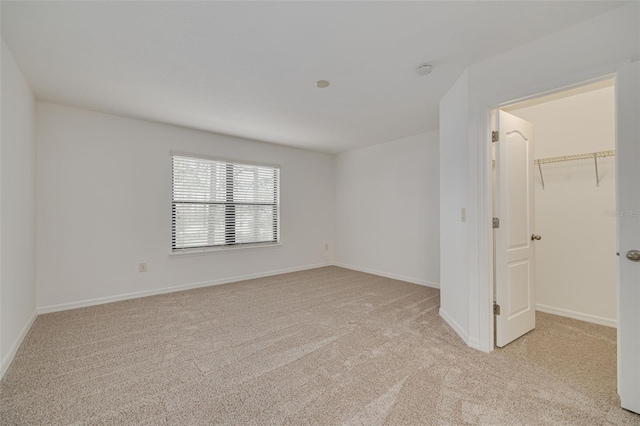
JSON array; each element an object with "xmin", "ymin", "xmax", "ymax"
[
  {"xmin": 494, "ymin": 79, "xmax": 617, "ymax": 341},
  {"xmin": 491, "ymin": 78, "xmax": 618, "ymax": 393},
  {"xmin": 492, "ymin": 79, "xmax": 617, "ymax": 399}
]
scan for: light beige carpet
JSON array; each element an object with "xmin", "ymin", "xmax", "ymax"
[{"xmin": 1, "ymin": 266, "xmax": 638, "ymax": 425}]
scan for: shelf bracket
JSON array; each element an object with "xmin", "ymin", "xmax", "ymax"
[
  {"xmin": 537, "ymin": 161, "xmax": 545, "ymax": 190},
  {"xmin": 594, "ymin": 153, "xmax": 600, "ymax": 187}
]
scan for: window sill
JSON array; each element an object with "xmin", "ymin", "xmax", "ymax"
[{"xmin": 169, "ymin": 243, "xmax": 282, "ymax": 257}]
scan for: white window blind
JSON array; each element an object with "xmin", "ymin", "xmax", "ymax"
[{"xmin": 172, "ymin": 154, "xmax": 280, "ymax": 251}]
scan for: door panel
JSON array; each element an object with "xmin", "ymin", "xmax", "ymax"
[
  {"xmin": 616, "ymin": 61, "xmax": 640, "ymax": 414},
  {"xmin": 495, "ymin": 111, "xmax": 536, "ymax": 347},
  {"xmin": 508, "ymin": 260, "xmax": 531, "ymax": 317},
  {"xmin": 506, "ymin": 133, "xmax": 530, "ymax": 249}
]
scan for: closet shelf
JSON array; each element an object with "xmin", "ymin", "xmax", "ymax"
[
  {"xmin": 534, "ymin": 150, "xmax": 615, "ymax": 165},
  {"xmin": 534, "ymin": 150, "xmax": 615, "ymax": 189},
  {"xmin": 492, "ymin": 150, "xmax": 615, "ymax": 189}
]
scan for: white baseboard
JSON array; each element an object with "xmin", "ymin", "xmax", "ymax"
[
  {"xmin": 1, "ymin": 309, "xmax": 37, "ymax": 380},
  {"xmin": 333, "ymin": 262, "xmax": 440, "ymax": 289},
  {"xmin": 439, "ymin": 308, "xmax": 472, "ymax": 345},
  {"xmin": 37, "ymin": 262, "xmax": 332, "ymax": 314},
  {"xmin": 536, "ymin": 304, "xmax": 616, "ymax": 328},
  {"xmin": 467, "ymin": 336, "xmax": 481, "ymax": 350},
  {"xmin": 37, "ymin": 262, "xmax": 438, "ymax": 315}
]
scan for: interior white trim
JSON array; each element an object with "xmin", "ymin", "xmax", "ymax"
[
  {"xmin": 37, "ymin": 262, "xmax": 332, "ymax": 314},
  {"xmin": 38, "ymin": 261, "xmax": 440, "ymax": 315},
  {"xmin": 467, "ymin": 336, "xmax": 480, "ymax": 349},
  {"xmin": 439, "ymin": 308, "xmax": 467, "ymax": 342},
  {"xmin": 333, "ymin": 262, "xmax": 440, "ymax": 289},
  {"xmin": 169, "ymin": 243, "xmax": 282, "ymax": 257},
  {"xmin": 1, "ymin": 309, "xmax": 38, "ymax": 380},
  {"xmin": 536, "ymin": 304, "xmax": 616, "ymax": 328}
]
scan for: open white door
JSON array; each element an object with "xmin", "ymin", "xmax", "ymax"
[
  {"xmin": 616, "ymin": 61, "xmax": 640, "ymax": 414},
  {"xmin": 494, "ymin": 110, "xmax": 537, "ymax": 347}
]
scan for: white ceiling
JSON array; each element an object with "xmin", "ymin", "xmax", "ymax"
[{"xmin": 1, "ymin": 1, "xmax": 624, "ymax": 153}]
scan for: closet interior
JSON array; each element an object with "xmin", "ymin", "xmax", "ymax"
[{"xmin": 506, "ymin": 79, "xmax": 617, "ymax": 328}]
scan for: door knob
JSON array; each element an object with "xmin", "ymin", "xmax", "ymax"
[
  {"xmin": 531, "ymin": 234, "xmax": 542, "ymax": 241},
  {"xmin": 627, "ymin": 250, "xmax": 640, "ymax": 262}
]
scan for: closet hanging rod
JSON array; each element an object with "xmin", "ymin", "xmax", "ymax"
[{"xmin": 534, "ymin": 150, "xmax": 615, "ymax": 165}]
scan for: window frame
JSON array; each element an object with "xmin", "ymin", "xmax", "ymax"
[{"xmin": 170, "ymin": 151, "xmax": 281, "ymax": 255}]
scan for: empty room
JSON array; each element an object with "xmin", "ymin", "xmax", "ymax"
[{"xmin": 1, "ymin": 1, "xmax": 639, "ymax": 424}]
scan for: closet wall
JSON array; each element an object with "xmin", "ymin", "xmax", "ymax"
[{"xmin": 508, "ymin": 83, "xmax": 616, "ymax": 326}]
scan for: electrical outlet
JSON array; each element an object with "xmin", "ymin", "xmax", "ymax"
[
  {"xmin": 461, "ymin": 208, "xmax": 467, "ymax": 222},
  {"xmin": 139, "ymin": 262, "xmax": 147, "ymax": 273},
  {"xmin": 325, "ymin": 244, "xmax": 329, "ymax": 251}
]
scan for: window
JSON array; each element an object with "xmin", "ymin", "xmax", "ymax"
[{"xmin": 172, "ymin": 153, "xmax": 280, "ymax": 252}]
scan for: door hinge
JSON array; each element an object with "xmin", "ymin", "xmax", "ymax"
[
  {"xmin": 492, "ymin": 217, "xmax": 500, "ymax": 228},
  {"xmin": 492, "ymin": 131, "xmax": 499, "ymax": 142},
  {"xmin": 494, "ymin": 303, "xmax": 501, "ymax": 315}
]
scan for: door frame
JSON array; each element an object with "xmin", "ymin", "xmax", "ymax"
[{"xmin": 476, "ymin": 63, "xmax": 622, "ymax": 352}]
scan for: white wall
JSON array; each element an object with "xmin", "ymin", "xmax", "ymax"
[
  {"xmin": 438, "ymin": 71, "xmax": 472, "ymax": 344},
  {"xmin": 439, "ymin": 3, "xmax": 639, "ymax": 350},
  {"xmin": 36, "ymin": 102, "xmax": 334, "ymax": 310},
  {"xmin": 509, "ymin": 86, "xmax": 616, "ymax": 326},
  {"xmin": 1, "ymin": 39, "xmax": 37, "ymax": 376},
  {"xmin": 334, "ymin": 131, "xmax": 439, "ymax": 287}
]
